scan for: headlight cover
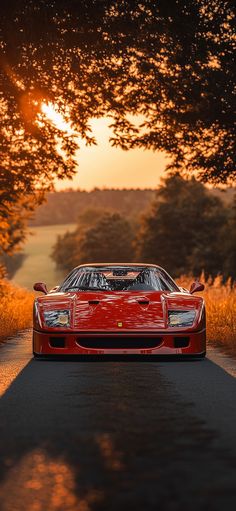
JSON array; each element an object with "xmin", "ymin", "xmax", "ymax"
[
  {"xmin": 43, "ymin": 309, "xmax": 71, "ymax": 328},
  {"xmin": 168, "ymin": 310, "xmax": 196, "ymax": 327}
]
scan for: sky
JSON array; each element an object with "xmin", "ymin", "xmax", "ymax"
[{"xmin": 55, "ymin": 118, "xmax": 169, "ymax": 191}]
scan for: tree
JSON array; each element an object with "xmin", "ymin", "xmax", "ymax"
[
  {"xmin": 0, "ymin": 252, "xmax": 26, "ymax": 279},
  {"xmin": 52, "ymin": 213, "xmax": 134, "ymax": 269},
  {"xmin": 0, "ymin": 1, "xmax": 235, "ymax": 253},
  {"xmin": 77, "ymin": 208, "xmax": 113, "ymax": 230},
  {"xmin": 0, "ymin": 195, "xmax": 36, "ymax": 256},
  {"xmin": 136, "ymin": 174, "xmax": 228, "ymax": 278},
  {"xmin": 110, "ymin": 1, "xmax": 235, "ymax": 185},
  {"xmin": 51, "ymin": 230, "xmax": 80, "ymax": 272}
]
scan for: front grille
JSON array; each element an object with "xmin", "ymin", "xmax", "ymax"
[{"xmin": 76, "ymin": 337, "xmax": 162, "ymax": 349}]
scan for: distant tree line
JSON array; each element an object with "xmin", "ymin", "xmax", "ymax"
[
  {"xmin": 51, "ymin": 176, "xmax": 236, "ymax": 280},
  {"xmin": 31, "ymin": 189, "xmax": 156, "ymax": 226},
  {"xmin": 31, "ymin": 187, "xmax": 234, "ymax": 226}
]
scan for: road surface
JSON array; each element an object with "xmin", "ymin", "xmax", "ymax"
[{"xmin": 1, "ymin": 331, "xmax": 236, "ymax": 511}]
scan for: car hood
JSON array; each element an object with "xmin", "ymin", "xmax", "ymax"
[{"xmin": 36, "ymin": 290, "xmax": 203, "ymax": 331}]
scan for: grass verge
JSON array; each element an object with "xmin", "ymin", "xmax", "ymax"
[
  {"xmin": 177, "ymin": 275, "xmax": 236, "ymax": 352},
  {"xmin": 0, "ymin": 279, "xmax": 34, "ymax": 341}
]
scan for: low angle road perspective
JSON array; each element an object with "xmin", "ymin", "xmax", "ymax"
[
  {"xmin": 1, "ymin": 332, "xmax": 236, "ymax": 511},
  {"xmin": 0, "ymin": 1, "xmax": 235, "ymax": 510}
]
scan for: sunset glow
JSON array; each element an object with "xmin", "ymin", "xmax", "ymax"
[
  {"xmin": 39, "ymin": 107, "xmax": 168, "ymax": 190},
  {"xmin": 55, "ymin": 117, "xmax": 169, "ymax": 191},
  {"xmin": 41, "ymin": 101, "xmax": 73, "ymax": 134}
]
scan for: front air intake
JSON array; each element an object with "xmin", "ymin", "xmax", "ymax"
[
  {"xmin": 49, "ymin": 337, "xmax": 66, "ymax": 348},
  {"xmin": 174, "ymin": 337, "xmax": 190, "ymax": 348},
  {"xmin": 77, "ymin": 337, "xmax": 162, "ymax": 349}
]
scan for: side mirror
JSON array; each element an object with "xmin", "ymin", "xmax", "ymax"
[
  {"xmin": 189, "ymin": 281, "xmax": 205, "ymax": 294},
  {"xmin": 33, "ymin": 282, "xmax": 48, "ymax": 294}
]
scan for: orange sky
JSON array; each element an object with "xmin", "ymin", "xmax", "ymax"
[{"xmin": 55, "ymin": 118, "xmax": 169, "ymax": 191}]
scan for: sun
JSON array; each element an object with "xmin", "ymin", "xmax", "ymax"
[{"xmin": 41, "ymin": 101, "xmax": 73, "ymax": 134}]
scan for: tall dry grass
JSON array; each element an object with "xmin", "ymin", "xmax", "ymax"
[
  {"xmin": 0, "ymin": 279, "xmax": 34, "ymax": 340},
  {"xmin": 177, "ymin": 274, "xmax": 236, "ymax": 350}
]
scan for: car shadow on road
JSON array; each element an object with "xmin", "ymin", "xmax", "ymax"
[
  {"xmin": 0, "ymin": 357, "xmax": 236, "ymax": 510},
  {"xmin": 34, "ymin": 353, "xmax": 206, "ymax": 362}
]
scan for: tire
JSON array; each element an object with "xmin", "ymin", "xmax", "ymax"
[
  {"xmin": 196, "ymin": 351, "xmax": 206, "ymax": 359},
  {"xmin": 184, "ymin": 351, "xmax": 206, "ymax": 360},
  {"xmin": 33, "ymin": 352, "xmax": 43, "ymax": 359}
]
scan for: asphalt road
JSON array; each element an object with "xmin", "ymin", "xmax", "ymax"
[{"xmin": 1, "ymin": 332, "xmax": 236, "ymax": 511}]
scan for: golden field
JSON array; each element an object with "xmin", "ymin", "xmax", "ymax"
[
  {"xmin": 0, "ymin": 275, "xmax": 235, "ymax": 351},
  {"xmin": 177, "ymin": 274, "xmax": 236, "ymax": 351},
  {"xmin": 0, "ymin": 279, "xmax": 34, "ymax": 340}
]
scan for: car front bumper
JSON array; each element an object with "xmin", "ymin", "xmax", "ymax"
[{"xmin": 33, "ymin": 328, "xmax": 206, "ymax": 356}]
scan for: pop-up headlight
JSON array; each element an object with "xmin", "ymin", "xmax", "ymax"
[
  {"xmin": 43, "ymin": 309, "xmax": 70, "ymax": 328},
  {"xmin": 168, "ymin": 310, "xmax": 196, "ymax": 327}
]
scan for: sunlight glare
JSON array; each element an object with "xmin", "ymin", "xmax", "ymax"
[{"xmin": 41, "ymin": 102, "xmax": 73, "ymax": 134}]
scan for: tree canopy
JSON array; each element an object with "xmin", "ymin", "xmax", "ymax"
[
  {"xmin": 51, "ymin": 177, "xmax": 235, "ymax": 279},
  {"xmin": 52, "ymin": 212, "xmax": 134, "ymax": 269},
  {"xmin": 0, "ymin": 1, "xmax": 235, "ymax": 252},
  {"xmin": 136, "ymin": 174, "xmax": 228, "ymax": 277}
]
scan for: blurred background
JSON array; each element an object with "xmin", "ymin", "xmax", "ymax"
[{"xmin": 5, "ymin": 176, "xmax": 235, "ymax": 290}]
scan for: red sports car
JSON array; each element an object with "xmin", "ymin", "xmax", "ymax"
[{"xmin": 33, "ymin": 263, "xmax": 206, "ymax": 358}]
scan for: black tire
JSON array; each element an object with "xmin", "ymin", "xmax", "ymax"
[
  {"xmin": 196, "ymin": 351, "xmax": 206, "ymax": 359},
  {"xmin": 182, "ymin": 351, "xmax": 206, "ymax": 360},
  {"xmin": 33, "ymin": 352, "xmax": 44, "ymax": 359}
]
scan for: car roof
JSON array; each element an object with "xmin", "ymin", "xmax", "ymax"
[{"xmin": 73, "ymin": 263, "xmax": 162, "ymax": 270}]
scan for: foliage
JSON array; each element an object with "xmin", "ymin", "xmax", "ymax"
[
  {"xmin": 51, "ymin": 230, "xmax": 80, "ymax": 272},
  {"xmin": 30, "ymin": 187, "xmax": 234, "ymax": 227},
  {"xmin": 77, "ymin": 208, "xmax": 112, "ymax": 230},
  {"xmin": 0, "ymin": 3, "xmax": 235, "ymax": 190},
  {"xmin": 1, "ymin": 1, "xmax": 235, "ymax": 255},
  {"xmin": 177, "ymin": 274, "xmax": 236, "ymax": 349},
  {"xmin": 136, "ymin": 174, "xmax": 229, "ymax": 277},
  {"xmin": 0, "ymin": 252, "xmax": 26, "ymax": 279},
  {"xmin": 51, "ymin": 177, "xmax": 235, "ymax": 279},
  {"xmin": 0, "ymin": 279, "xmax": 34, "ymax": 339},
  {"xmin": 52, "ymin": 212, "xmax": 135, "ymax": 270},
  {"xmin": 0, "ymin": 264, "xmax": 6, "ymax": 280}
]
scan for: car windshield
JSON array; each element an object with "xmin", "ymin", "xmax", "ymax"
[{"xmin": 59, "ymin": 266, "xmax": 179, "ymax": 292}]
